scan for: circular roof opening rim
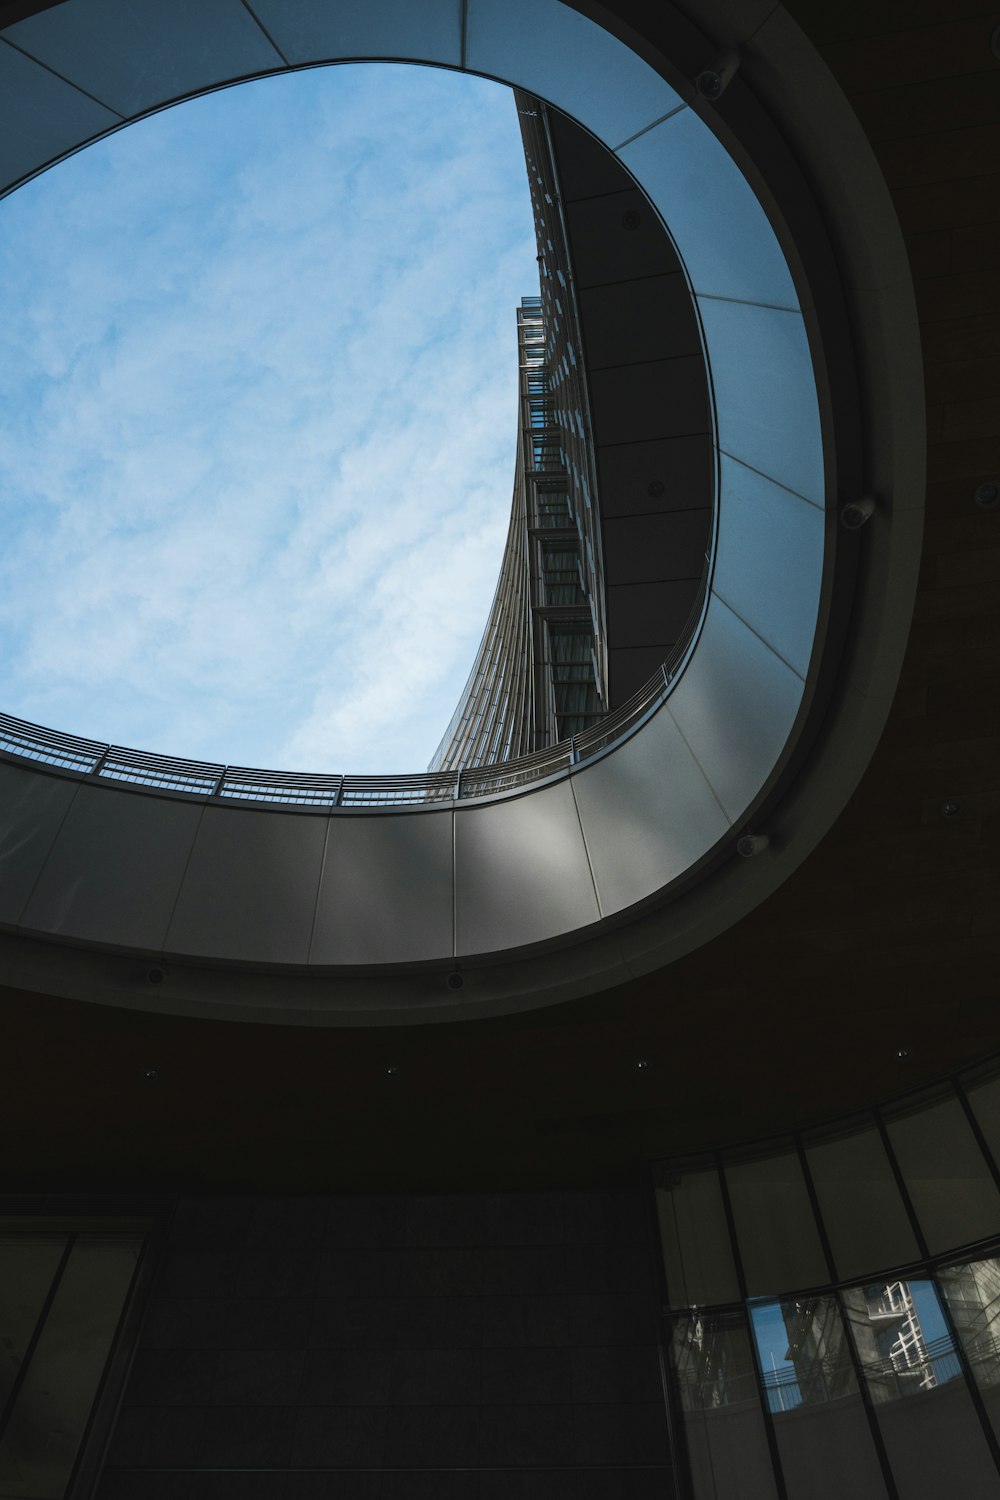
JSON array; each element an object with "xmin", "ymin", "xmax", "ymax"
[
  {"xmin": 0, "ymin": 0, "xmax": 921, "ymax": 1021},
  {"xmin": 0, "ymin": 5, "xmax": 815, "ymax": 807}
]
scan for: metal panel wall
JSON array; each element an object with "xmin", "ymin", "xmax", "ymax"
[
  {"xmin": 19, "ymin": 783, "xmax": 202, "ymax": 952},
  {"xmin": 455, "ymin": 780, "xmax": 599, "ymax": 955},
  {"xmin": 165, "ymin": 806, "xmax": 326, "ymax": 964},
  {"xmin": 311, "ymin": 811, "xmax": 454, "ymax": 965},
  {"xmin": 665, "ymin": 598, "xmax": 805, "ymax": 824},
  {"xmin": 4, "ymin": 0, "xmax": 281, "ymax": 119},
  {"xmin": 571, "ymin": 707, "xmax": 730, "ymax": 918},
  {"xmin": 0, "ymin": 762, "xmax": 78, "ymax": 927},
  {"xmin": 248, "ymin": 0, "xmax": 463, "ymax": 68}
]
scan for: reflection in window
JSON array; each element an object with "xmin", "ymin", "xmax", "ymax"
[
  {"xmin": 670, "ymin": 1309, "xmax": 780, "ymax": 1500},
  {"xmin": 842, "ymin": 1279, "xmax": 959, "ymax": 1404},
  {"xmin": 672, "ymin": 1308, "xmax": 759, "ymax": 1413},
  {"xmin": 885, "ymin": 1094, "xmax": 1000, "ymax": 1254},
  {"xmin": 966, "ymin": 1075, "xmax": 1000, "ymax": 1169},
  {"xmin": 0, "ymin": 1234, "xmax": 143, "ymax": 1499},
  {"xmin": 939, "ymin": 1256, "xmax": 1000, "ymax": 1448},
  {"xmin": 843, "ymin": 1277, "xmax": 1000, "ymax": 1498},
  {"xmin": 724, "ymin": 1148, "xmax": 827, "ymax": 1297},
  {"xmin": 0, "ymin": 1240, "xmax": 68, "ymax": 1414},
  {"xmin": 751, "ymin": 1297, "xmax": 858, "ymax": 1415},
  {"xmin": 654, "ymin": 1164, "xmax": 740, "ymax": 1309},
  {"xmin": 939, "ymin": 1257, "xmax": 1000, "ymax": 1387},
  {"xmin": 750, "ymin": 1297, "xmax": 890, "ymax": 1500},
  {"xmin": 805, "ymin": 1120, "xmax": 920, "ymax": 1280}
]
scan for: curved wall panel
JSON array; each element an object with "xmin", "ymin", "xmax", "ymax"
[
  {"xmin": 19, "ymin": 782, "xmax": 202, "ymax": 953},
  {"xmin": 0, "ymin": 761, "xmax": 78, "ymax": 927},
  {"xmin": 664, "ymin": 597, "xmax": 804, "ymax": 824},
  {"xmin": 570, "ymin": 707, "xmax": 730, "ymax": 918},
  {"xmin": 163, "ymin": 805, "xmax": 327, "ymax": 965},
  {"xmin": 311, "ymin": 812, "xmax": 455, "ymax": 966},
  {"xmin": 455, "ymin": 780, "xmax": 600, "ymax": 957}
]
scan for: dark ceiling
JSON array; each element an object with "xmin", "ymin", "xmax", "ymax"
[{"xmin": 1, "ymin": 0, "xmax": 998, "ymax": 1194}]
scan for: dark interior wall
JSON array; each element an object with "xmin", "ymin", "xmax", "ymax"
[{"xmin": 96, "ymin": 1189, "xmax": 673, "ymax": 1500}]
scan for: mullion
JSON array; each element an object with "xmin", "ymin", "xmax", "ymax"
[
  {"xmin": 716, "ymin": 1157, "xmax": 790, "ymax": 1500},
  {"xmin": 795, "ymin": 1133, "xmax": 901, "ymax": 1500}
]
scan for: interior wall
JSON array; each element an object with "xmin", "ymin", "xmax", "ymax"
[{"xmin": 96, "ymin": 1188, "xmax": 673, "ymax": 1500}]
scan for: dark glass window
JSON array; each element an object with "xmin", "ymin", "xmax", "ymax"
[{"xmin": 0, "ymin": 1232, "xmax": 145, "ymax": 1499}]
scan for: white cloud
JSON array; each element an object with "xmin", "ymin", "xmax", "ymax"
[{"xmin": 0, "ymin": 64, "xmax": 539, "ymax": 771}]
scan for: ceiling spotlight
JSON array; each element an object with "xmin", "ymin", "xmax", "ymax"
[
  {"xmin": 895, "ymin": 1046, "xmax": 911, "ymax": 1062},
  {"xmin": 939, "ymin": 799, "xmax": 962, "ymax": 818},
  {"xmin": 146, "ymin": 965, "xmax": 168, "ymax": 985},
  {"xmin": 385, "ymin": 1065, "xmax": 399, "ymax": 1077},
  {"xmin": 841, "ymin": 495, "xmax": 876, "ymax": 530},
  {"xmin": 695, "ymin": 50, "xmax": 740, "ymax": 100},
  {"xmin": 737, "ymin": 833, "xmax": 770, "ymax": 858},
  {"xmin": 142, "ymin": 1067, "xmax": 160, "ymax": 1081},
  {"xmin": 636, "ymin": 1058, "xmax": 651, "ymax": 1070},
  {"xmin": 974, "ymin": 479, "xmax": 999, "ymax": 510},
  {"xmin": 446, "ymin": 971, "xmax": 464, "ymax": 991}
]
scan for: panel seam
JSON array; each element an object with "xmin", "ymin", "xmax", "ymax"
[
  {"xmin": 613, "ymin": 102, "xmax": 686, "ymax": 152},
  {"xmin": 159, "ymin": 802, "xmax": 208, "ymax": 955},
  {"xmin": 239, "ymin": 0, "xmax": 290, "ymax": 67},
  {"xmin": 696, "ymin": 290, "xmax": 800, "ymax": 314},
  {"xmin": 14, "ymin": 779, "xmax": 82, "ymax": 929},
  {"xmin": 305, "ymin": 815, "xmax": 333, "ymax": 965},
  {"xmin": 569, "ymin": 773, "xmax": 604, "ymax": 920},
  {"xmin": 0, "ymin": 34, "xmax": 125, "ymax": 118},
  {"xmin": 719, "ymin": 447, "xmax": 825, "ymax": 510},
  {"xmin": 664, "ymin": 703, "xmax": 732, "ymax": 827},
  {"xmin": 710, "ymin": 590, "xmax": 807, "ymax": 683}
]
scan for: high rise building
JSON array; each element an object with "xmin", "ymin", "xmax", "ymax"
[
  {"xmin": 432, "ymin": 91, "xmax": 613, "ymax": 772},
  {"xmin": 430, "ymin": 289, "xmax": 608, "ymax": 771}
]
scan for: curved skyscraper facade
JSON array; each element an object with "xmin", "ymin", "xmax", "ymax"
[{"xmin": 431, "ymin": 93, "xmax": 612, "ymax": 772}]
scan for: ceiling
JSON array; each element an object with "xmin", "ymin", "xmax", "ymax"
[{"xmin": 1, "ymin": 0, "xmax": 997, "ymax": 1194}]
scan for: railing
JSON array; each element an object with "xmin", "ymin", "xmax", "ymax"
[
  {"xmin": 0, "ymin": 645, "xmax": 688, "ymax": 811},
  {"xmin": 756, "ymin": 1332, "xmax": 970, "ymax": 1414}
]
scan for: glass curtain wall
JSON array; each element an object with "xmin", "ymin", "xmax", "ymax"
[
  {"xmin": 0, "ymin": 1230, "xmax": 146, "ymax": 1499},
  {"xmin": 653, "ymin": 1068, "xmax": 1000, "ymax": 1500},
  {"xmin": 430, "ymin": 93, "xmax": 608, "ymax": 773}
]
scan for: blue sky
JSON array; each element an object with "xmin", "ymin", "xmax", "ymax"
[{"xmin": 0, "ymin": 64, "xmax": 539, "ymax": 773}]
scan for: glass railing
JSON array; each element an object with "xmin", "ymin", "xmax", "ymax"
[{"xmin": 0, "ymin": 642, "xmax": 686, "ymax": 811}]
